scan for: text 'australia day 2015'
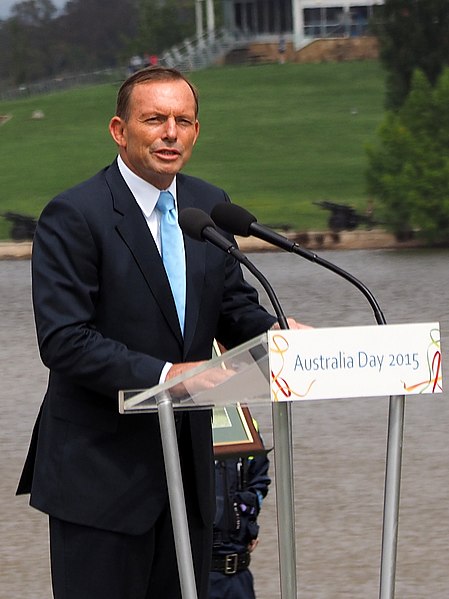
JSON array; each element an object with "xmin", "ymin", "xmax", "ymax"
[{"xmin": 294, "ymin": 351, "xmax": 420, "ymax": 374}]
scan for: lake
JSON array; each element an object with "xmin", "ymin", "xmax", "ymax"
[{"xmin": 1, "ymin": 248, "xmax": 447, "ymax": 598}]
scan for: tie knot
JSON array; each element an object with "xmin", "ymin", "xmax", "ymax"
[{"xmin": 156, "ymin": 190, "xmax": 175, "ymax": 214}]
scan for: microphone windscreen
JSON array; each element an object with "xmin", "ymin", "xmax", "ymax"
[
  {"xmin": 211, "ymin": 203, "xmax": 256, "ymax": 237},
  {"xmin": 179, "ymin": 207, "xmax": 215, "ymax": 241}
]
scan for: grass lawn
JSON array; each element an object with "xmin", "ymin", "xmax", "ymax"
[{"xmin": 0, "ymin": 60, "xmax": 386, "ymax": 238}]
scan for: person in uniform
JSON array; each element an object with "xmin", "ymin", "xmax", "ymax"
[{"xmin": 209, "ymin": 439, "xmax": 270, "ymax": 599}]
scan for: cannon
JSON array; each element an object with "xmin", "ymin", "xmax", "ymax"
[
  {"xmin": 314, "ymin": 200, "xmax": 376, "ymax": 232},
  {"xmin": 2, "ymin": 212, "xmax": 37, "ymax": 241}
]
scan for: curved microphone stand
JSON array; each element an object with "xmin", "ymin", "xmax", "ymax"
[{"xmin": 211, "ymin": 202, "xmax": 405, "ymax": 599}]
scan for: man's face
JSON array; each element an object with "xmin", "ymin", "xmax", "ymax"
[{"xmin": 109, "ymin": 79, "xmax": 200, "ymax": 189}]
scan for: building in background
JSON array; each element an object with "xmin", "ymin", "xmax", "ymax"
[{"xmin": 195, "ymin": 0, "xmax": 383, "ymax": 48}]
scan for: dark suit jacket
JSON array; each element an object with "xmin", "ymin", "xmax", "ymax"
[{"xmin": 17, "ymin": 160, "xmax": 276, "ymax": 535}]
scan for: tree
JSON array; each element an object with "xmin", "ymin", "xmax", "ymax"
[
  {"xmin": 57, "ymin": 0, "xmax": 138, "ymax": 71},
  {"xmin": 135, "ymin": 0, "xmax": 195, "ymax": 57},
  {"xmin": 0, "ymin": 0, "xmax": 203, "ymax": 86},
  {"xmin": 366, "ymin": 68, "xmax": 449, "ymax": 243},
  {"xmin": 373, "ymin": 0, "xmax": 449, "ymax": 110},
  {"xmin": 0, "ymin": 0, "xmax": 140, "ymax": 84},
  {"xmin": 6, "ymin": 0, "xmax": 59, "ymax": 83}
]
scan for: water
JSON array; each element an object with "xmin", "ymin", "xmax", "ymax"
[{"xmin": 1, "ymin": 249, "xmax": 448, "ymax": 598}]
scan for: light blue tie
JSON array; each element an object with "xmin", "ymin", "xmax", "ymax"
[{"xmin": 156, "ymin": 191, "xmax": 186, "ymax": 334}]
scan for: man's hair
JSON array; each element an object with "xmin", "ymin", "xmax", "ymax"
[{"xmin": 115, "ymin": 66, "xmax": 199, "ymax": 121}]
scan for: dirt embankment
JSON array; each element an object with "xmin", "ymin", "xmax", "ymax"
[
  {"xmin": 0, "ymin": 229, "xmax": 424, "ymax": 261},
  {"xmin": 237, "ymin": 228, "xmax": 422, "ymax": 252},
  {"xmin": 0, "ymin": 242, "xmax": 33, "ymax": 259}
]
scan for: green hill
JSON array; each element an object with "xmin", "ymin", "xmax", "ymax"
[{"xmin": 0, "ymin": 61, "xmax": 385, "ymax": 239}]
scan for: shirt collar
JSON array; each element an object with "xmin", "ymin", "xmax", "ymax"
[{"xmin": 117, "ymin": 155, "xmax": 177, "ymax": 217}]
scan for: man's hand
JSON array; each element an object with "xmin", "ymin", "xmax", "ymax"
[
  {"xmin": 166, "ymin": 361, "xmax": 237, "ymax": 396},
  {"xmin": 166, "ymin": 361, "xmax": 206, "ymax": 381},
  {"xmin": 272, "ymin": 317, "xmax": 312, "ymax": 330}
]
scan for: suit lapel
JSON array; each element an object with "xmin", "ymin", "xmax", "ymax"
[
  {"xmin": 105, "ymin": 163, "xmax": 183, "ymax": 344},
  {"xmin": 177, "ymin": 176, "xmax": 207, "ymax": 357}
]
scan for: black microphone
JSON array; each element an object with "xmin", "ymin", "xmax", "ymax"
[
  {"xmin": 179, "ymin": 207, "xmax": 289, "ymax": 330},
  {"xmin": 211, "ymin": 202, "xmax": 386, "ymax": 325},
  {"xmin": 212, "ymin": 202, "xmax": 299, "ymax": 252}
]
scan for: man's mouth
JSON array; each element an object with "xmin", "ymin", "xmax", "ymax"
[{"xmin": 155, "ymin": 148, "xmax": 180, "ymax": 159}]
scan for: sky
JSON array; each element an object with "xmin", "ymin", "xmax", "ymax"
[{"xmin": 0, "ymin": 0, "xmax": 67, "ymax": 19}]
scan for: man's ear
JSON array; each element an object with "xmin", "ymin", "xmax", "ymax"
[
  {"xmin": 192, "ymin": 120, "xmax": 200, "ymax": 146},
  {"xmin": 109, "ymin": 116, "xmax": 127, "ymax": 147}
]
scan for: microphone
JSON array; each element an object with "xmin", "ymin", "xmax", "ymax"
[
  {"xmin": 211, "ymin": 202, "xmax": 386, "ymax": 325},
  {"xmin": 179, "ymin": 207, "xmax": 289, "ymax": 329},
  {"xmin": 212, "ymin": 202, "xmax": 298, "ymax": 252}
]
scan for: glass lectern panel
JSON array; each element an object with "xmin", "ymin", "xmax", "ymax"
[{"xmin": 119, "ymin": 333, "xmax": 270, "ymax": 414}]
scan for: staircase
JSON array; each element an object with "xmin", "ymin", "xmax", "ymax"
[
  {"xmin": 158, "ymin": 31, "xmax": 379, "ymax": 71},
  {"xmin": 158, "ymin": 28, "xmax": 252, "ymax": 72}
]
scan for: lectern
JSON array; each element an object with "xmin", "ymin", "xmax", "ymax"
[
  {"xmin": 119, "ymin": 323, "xmax": 442, "ymax": 599},
  {"xmin": 120, "ymin": 333, "xmax": 297, "ymax": 599}
]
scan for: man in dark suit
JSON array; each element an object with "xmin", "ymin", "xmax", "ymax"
[{"xmin": 17, "ymin": 67, "xmax": 298, "ymax": 599}]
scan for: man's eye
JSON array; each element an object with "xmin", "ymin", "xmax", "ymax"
[
  {"xmin": 176, "ymin": 118, "xmax": 193, "ymax": 126},
  {"xmin": 146, "ymin": 116, "xmax": 165, "ymax": 124}
]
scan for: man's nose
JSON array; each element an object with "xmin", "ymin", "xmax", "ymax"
[{"xmin": 163, "ymin": 116, "xmax": 177, "ymax": 139}]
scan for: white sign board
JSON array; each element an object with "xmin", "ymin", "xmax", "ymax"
[{"xmin": 268, "ymin": 322, "xmax": 442, "ymax": 402}]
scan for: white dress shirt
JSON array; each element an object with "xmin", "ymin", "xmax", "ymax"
[{"xmin": 117, "ymin": 155, "xmax": 178, "ymax": 254}]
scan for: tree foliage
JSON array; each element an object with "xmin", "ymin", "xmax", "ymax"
[
  {"xmin": 6, "ymin": 0, "xmax": 59, "ymax": 83},
  {"xmin": 366, "ymin": 68, "xmax": 449, "ymax": 243},
  {"xmin": 58, "ymin": 0, "xmax": 139, "ymax": 70},
  {"xmin": 373, "ymin": 0, "xmax": 449, "ymax": 110},
  {"xmin": 134, "ymin": 0, "xmax": 195, "ymax": 56},
  {"xmin": 0, "ymin": 0, "xmax": 196, "ymax": 86}
]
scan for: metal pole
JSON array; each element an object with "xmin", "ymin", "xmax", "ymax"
[
  {"xmin": 272, "ymin": 401, "xmax": 298, "ymax": 599},
  {"xmin": 195, "ymin": 0, "xmax": 203, "ymax": 39},
  {"xmin": 157, "ymin": 393, "xmax": 198, "ymax": 599},
  {"xmin": 292, "ymin": 0, "xmax": 305, "ymax": 50},
  {"xmin": 379, "ymin": 394, "xmax": 406, "ymax": 599},
  {"xmin": 206, "ymin": 0, "xmax": 215, "ymax": 39}
]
